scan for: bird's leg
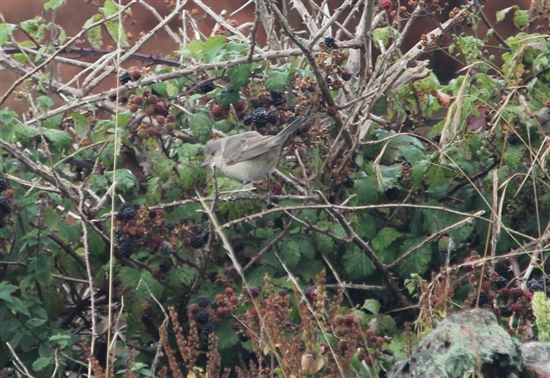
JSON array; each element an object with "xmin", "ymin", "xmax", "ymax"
[{"xmin": 267, "ymin": 176, "xmax": 273, "ymax": 207}]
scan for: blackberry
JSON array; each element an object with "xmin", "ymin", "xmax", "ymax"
[
  {"xmin": 279, "ymin": 288, "xmax": 288, "ymax": 296},
  {"xmin": 324, "ymin": 36, "xmax": 336, "ymax": 48},
  {"xmin": 108, "ymin": 94, "xmax": 117, "ymax": 102},
  {"xmin": 500, "ymin": 305, "xmax": 513, "ymax": 317},
  {"xmin": 270, "ymin": 90, "xmax": 283, "ymax": 99},
  {"xmin": 540, "ymin": 275, "xmax": 550, "ymax": 287},
  {"xmin": 232, "ymin": 241, "xmax": 245, "ymax": 253},
  {"xmin": 164, "ymin": 221, "xmax": 175, "ymax": 231},
  {"xmin": 385, "ymin": 187, "xmax": 401, "ymax": 201},
  {"xmin": 305, "ymin": 285, "xmax": 317, "ymax": 300},
  {"xmin": 117, "ymin": 203, "xmax": 136, "ymax": 221},
  {"xmin": 197, "ymin": 295, "xmax": 211, "ymax": 308},
  {"xmin": 270, "ymin": 91, "xmax": 286, "ymax": 107},
  {"xmin": 472, "ymin": 291, "xmax": 488, "ymax": 306},
  {"xmin": 252, "ymin": 108, "xmax": 269, "ymax": 127},
  {"xmin": 208, "ymin": 271, "xmax": 219, "ymax": 282},
  {"xmin": 189, "ymin": 222, "xmax": 204, "ymax": 235},
  {"xmin": 159, "ymin": 260, "xmax": 172, "ymax": 273},
  {"xmin": 210, "ymin": 301, "xmax": 219, "ymax": 310},
  {"xmin": 119, "ymin": 71, "xmax": 132, "ymax": 84},
  {"xmin": 494, "ymin": 276, "xmax": 508, "ymax": 289},
  {"xmin": 190, "ymin": 235, "xmax": 207, "ymax": 249},
  {"xmin": 511, "ymin": 287, "xmax": 525, "ymax": 298},
  {"xmin": 243, "ymin": 115, "xmax": 253, "ymax": 126},
  {"xmin": 0, "ymin": 196, "xmax": 12, "ymax": 215},
  {"xmin": 248, "ymin": 286, "xmax": 261, "ymax": 298},
  {"xmin": 118, "ymin": 241, "xmax": 133, "ymax": 258},
  {"xmin": 0, "ymin": 179, "xmax": 7, "ymax": 192},
  {"xmin": 432, "ymin": 133, "xmax": 442, "ymax": 143},
  {"xmin": 341, "ymin": 72, "xmax": 352, "ymax": 81},
  {"xmin": 344, "ymin": 176, "xmax": 354, "ymax": 188},
  {"xmin": 507, "ymin": 134, "xmax": 520, "ymax": 145},
  {"xmin": 195, "ymin": 310, "xmax": 209, "ymax": 325},
  {"xmin": 159, "ymin": 242, "xmax": 173, "ymax": 255},
  {"xmin": 188, "ymin": 303, "xmax": 200, "ymax": 314},
  {"xmin": 266, "ymin": 109, "xmax": 277, "ymax": 124},
  {"xmin": 115, "ymin": 229, "xmax": 123, "ymax": 239},
  {"xmin": 527, "ymin": 280, "xmax": 544, "ymax": 292},
  {"xmin": 201, "ymin": 323, "xmax": 215, "ymax": 335},
  {"xmin": 199, "ymin": 81, "xmax": 215, "ymax": 94}
]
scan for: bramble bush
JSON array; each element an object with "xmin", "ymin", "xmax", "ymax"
[{"xmin": 2, "ymin": 0, "xmax": 550, "ymax": 376}]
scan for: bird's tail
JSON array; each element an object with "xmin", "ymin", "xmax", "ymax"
[{"xmin": 274, "ymin": 117, "xmax": 307, "ymax": 144}]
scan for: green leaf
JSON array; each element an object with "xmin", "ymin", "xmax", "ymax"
[
  {"xmin": 29, "ymin": 254, "xmax": 52, "ymax": 286},
  {"xmin": 372, "ymin": 227, "xmax": 402, "ymax": 252},
  {"xmin": 0, "ymin": 23, "xmax": 16, "ymax": 46},
  {"xmin": 397, "ymin": 241, "xmax": 432, "ymax": 278},
  {"xmin": 119, "ymin": 267, "xmax": 164, "ymax": 299},
  {"xmin": 343, "ymin": 247, "xmax": 376, "ymax": 280},
  {"xmin": 32, "ymin": 357, "xmax": 52, "ymax": 371},
  {"xmin": 0, "ymin": 282, "xmax": 18, "ymax": 302},
  {"xmin": 105, "ymin": 169, "xmax": 137, "ymax": 191},
  {"xmin": 43, "ymin": 0, "xmax": 65, "ymax": 11},
  {"xmin": 362, "ymin": 299, "xmax": 381, "ymax": 315},
  {"xmin": 42, "ymin": 128, "xmax": 73, "ymax": 150},
  {"xmin": 215, "ymin": 84, "xmax": 240, "ymax": 106},
  {"xmin": 228, "ymin": 64, "xmax": 251, "ymax": 89},
  {"xmin": 203, "ymin": 35, "xmax": 227, "ymax": 63},
  {"xmin": 265, "ymin": 70, "xmax": 289, "ymax": 91},
  {"xmin": 312, "ymin": 222, "xmax": 334, "ymax": 254},
  {"xmin": 372, "ymin": 27, "xmax": 392, "ymax": 48},
  {"xmin": 496, "ymin": 6, "xmax": 516, "ymax": 23},
  {"xmin": 514, "ymin": 9, "xmax": 529, "ymax": 28},
  {"xmin": 84, "ymin": 15, "xmax": 102, "ymax": 49},
  {"xmin": 189, "ymin": 113, "xmax": 213, "ymax": 143}
]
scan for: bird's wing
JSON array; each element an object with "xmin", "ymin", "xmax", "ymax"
[{"xmin": 224, "ymin": 134, "xmax": 275, "ymax": 165}]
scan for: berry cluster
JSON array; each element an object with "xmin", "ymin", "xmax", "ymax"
[
  {"xmin": 0, "ymin": 179, "xmax": 13, "ymax": 227},
  {"xmin": 126, "ymin": 89, "xmax": 175, "ymax": 139},
  {"xmin": 187, "ymin": 289, "xmax": 238, "ymax": 337},
  {"xmin": 114, "ymin": 204, "xmax": 208, "ymax": 277}
]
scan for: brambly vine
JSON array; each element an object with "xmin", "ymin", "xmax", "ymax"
[{"xmin": 2, "ymin": 0, "xmax": 550, "ymax": 376}]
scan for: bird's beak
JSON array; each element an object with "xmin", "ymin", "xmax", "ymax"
[{"xmin": 200, "ymin": 160, "xmax": 210, "ymax": 168}]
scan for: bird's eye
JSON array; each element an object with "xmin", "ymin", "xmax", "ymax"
[{"xmin": 210, "ymin": 151, "xmax": 215, "ymax": 156}]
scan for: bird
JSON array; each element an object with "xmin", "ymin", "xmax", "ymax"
[{"xmin": 201, "ymin": 117, "xmax": 306, "ymax": 184}]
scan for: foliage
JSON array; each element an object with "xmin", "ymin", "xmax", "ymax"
[{"xmin": 1, "ymin": 0, "xmax": 550, "ymax": 376}]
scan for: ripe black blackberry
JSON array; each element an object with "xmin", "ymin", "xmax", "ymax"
[
  {"xmin": 199, "ymin": 81, "xmax": 215, "ymax": 94},
  {"xmin": 118, "ymin": 241, "xmax": 133, "ymax": 258},
  {"xmin": 472, "ymin": 291, "xmax": 488, "ymax": 306},
  {"xmin": 210, "ymin": 301, "xmax": 219, "ymax": 310},
  {"xmin": 119, "ymin": 71, "xmax": 132, "ymax": 84},
  {"xmin": 0, "ymin": 196, "xmax": 11, "ymax": 215},
  {"xmin": 164, "ymin": 221, "xmax": 175, "ymax": 231},
  {"xmin": 201, "ymin": 323, "xmax": 215, "ymax": 335},
  {"xmin": 527, "ymin": 280, "xmax": 544, "ymax": 292},
  {"xmin": 197, "ymin": 295, "xmax": 211, "ymax": 308},
  {"xmin": 159, "ymin": 242, "xmax": 173, "ymax": 255},
  {"xmin": 0, "ymin": 179, "xmax": 7, "ymax": 192},
  {"xmin": 266, "ymin": 109, "xmax": 277, "ymax": 124},
  {"xmin": 343, "ymin": 176, "xmax": 354, "ymax": 188},
  {"xmin": 270, "ymin": 90, "xmax": 286, "ymax": 106},
  {"xmin": 117, "ymin": 203, "xmax": 135, "ymax": 221},
  {"xmin": 252, "ymin": 108, "xmax": 269, "ymax": 127},
  {"xmin": 115, "ymin": 229, "xmax": 123, "ymax": 239},
  {"xmin": 195, "ymin": 310, "xmax": 209, "ymax": 325},
  {"xmin": 159, "ymin": 260, "xmax": 172, "ymax": 273},
  {"xmin": 189, "ymin": 222, "xmax": 204, "ymax": 235},
  {"xmin": 385, "ymin": 187, "xmax": 401, "ymax": 201},
  {"xmin": 191, "ymin": 235, "xmax": 207, "ymax": 249},
  {"xmin": 507, "ymin": 133, "xmax": 520, "ymax": 145},
  {"xmin": 494, "ymin": 276, "xmax": 508, "ymax": 289},
  {"xmin": 500, "ymin": 305, "xmax": 513, "ymax": 317},
  {"xmin": 243, "ymin": 115, "xmax": 253, "ymax": 126},
  {"xmin": 540, "ymin": 276, "xmax": 550, "ymax": 286},
  {"xmin": 232, "ymin": 241, "xmax": 245, "ymax": 253},
  {"xmin": 279, "ymin": 288, "xmax": 288, "ymax": 296},
  {"xmin": 208, "ymin": 271, "xmax": 219, "ymax": 282},
  {"xmin": 324, "ymin": 36, "xmax": 336, "ymax": 48}
]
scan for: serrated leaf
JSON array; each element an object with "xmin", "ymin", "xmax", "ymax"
[
  {"xmin": 265, "ymin": 70, "xmax": 289, "ymax": 91},
  {"xmin": 43, "ymin": 0, "xmax": 65, "ymax": 11},
  {"xmin": 32, "ymin": 357, "xmax": 52, "ymax": 371},
  {"xmin": 120, "ymin": 267, "xmax": 164, "ymax": 299},
  {"xmin": 362, "ymin": 299, "xmax": 381, "ymax": 315},
  {"xmin": 343, "ymin": 247, "xmax": 376, "ymax": 280},
  {"xmin": 42, "ymin": 128, "xmax": 73, "ymax": 150},
  {"xmin": 29, "ymin": 253, "xmax": 52, "ymax": 286},
  {"xmin": 0, "ymin": 282, "xmax": 18, "ymax": 302},
  {"xmin": 372, "ymin": 26, "xmax": 391, "ymax": 47},
  {"xmin": 189, "ymin": 113, "xmax": 213, "ymax": 143},
  {"xmin": 203, "ymin": 35, "xmax": 227, "ymax": 63},
  {"xmin": 0, "ymin": 23, "xmax": 16, "ymax": 46},
  {"xmin": 84, "ymin": 15, "xmax": 102, "ymax": 49},
  {"xmin": 513, "ymin": 9, "xmax": 529, "ymax": 28},
  {"xmin": 228, "ymin": 64, "xmax": 251, "ymax": 89},
  {"xmin": 280, "ymin": 240, "xmax": 301, "ymax": 268},
  {"xmin": 151, "ymin": 82, "xmax": 167, "ymax": 97},
  {"xmin": 353, "ymin": 176, "xmax": 379, "ymax": 205},
  {"xmin": 372, "ymin": 227, "xmax": 402, "ymax": 252},
  {"xmin": 105, "ymin": 169, "xmax": 137, "ymax": 191},
  {"xmin": 215, "ymin": 84, "xmax": 240, "ymax": 105},
  {"xmin": 397, "ymin": 240, "xmax": 432, "ymax": 278},
  {"xmin": 496, "ymin": 6, "xmax": 516, "ymax": 23}
]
